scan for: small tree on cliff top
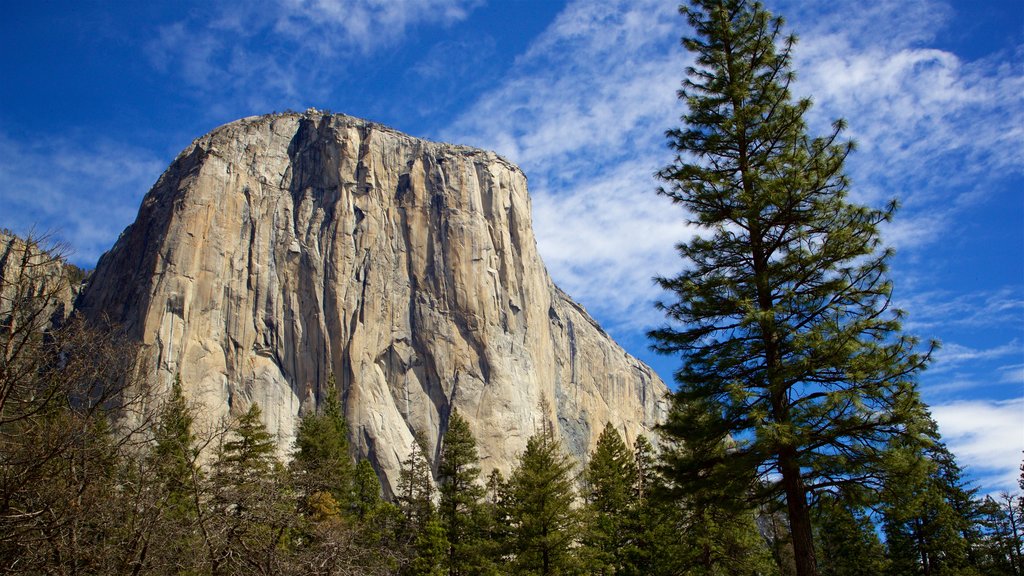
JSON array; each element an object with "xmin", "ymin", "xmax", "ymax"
[{"xmin": 651, "ymin": 1, "xmax": 934, "ymax": 575}]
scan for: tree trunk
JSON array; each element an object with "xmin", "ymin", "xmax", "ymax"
[
  {"xmin": 780, "ymin": 449, "xmax": 817, "ymax": 576},
  {"xmin": 913, "ymin": 517, "xmax": 931, "ymax": 576}
]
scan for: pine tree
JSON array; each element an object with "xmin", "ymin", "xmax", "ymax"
[
  {"xmin": 396, "ymin": 431, "xmax": 441, "ymax": 575},
  {"xmin": 354, "ymin": 458, "xmax": 386, "ymax": 522},
  {"xmin": 292, "ymin": 374, "xmax": 354, "ymax": 513},
  {"xmin": 626, "ymin": 435, "xmax": 659, "ymax": 575},
  {"xmin": 144, "ymin": 374, "xmax": 203, "ymax": 571},
  {"xmin": 658, "ymin": 428, "xmax": 779, "ymax": 576},
  {"xmin": 880, "ymin": 438, "xmax": 980, "ymax": 575},
  {"xmin": 503, "ymin": 426, "xmax": 581, "ymax": 576},
  {"xmin": 583, "ymin": 423, "xmax": 638, "ymax": 575},
  {"xmin": 409, "ymin": 516, "xmax": 448, "ymax": 576},
  {"xmin": 977, "ymin": 493, "xmax": 1024, "ymax": 576},
  {"xmin": 151, "ymin": 374, "xmax": 198, "ymax": 509},
  {"xmin": 397, "ymin": 432, "xmax": 436, "ymax": 532},
  {"xmin": 437, "ymin": 409, "xmax": 492, "ymax": 576},
  {"xmin": 651, "ymin": 2, "xmax": 933, "ymax": 574},
  {"xmin": 208, "ymin": 403, "xmax": 293, "ymax": 575},
  {"xmin": 351, "ymin": 457, "xmax": 409, "ymax": 573},
  {"xmin": 812, "ymin": 492, "xmax": 887, "ymax": 576}
]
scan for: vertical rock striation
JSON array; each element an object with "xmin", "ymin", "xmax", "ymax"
[{"xmin": 77, "ymin": 111, "xmax": 668, "ymax": 491}]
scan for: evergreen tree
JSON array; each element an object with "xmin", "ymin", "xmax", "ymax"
[
  {"xmin": 145, "ymin": 374, "xmax": 203, "ymax": 571},
  {"xmin": 208, "ymin": 403, "xmax": 294, "ymax": 575},
  {"xmin": 409, "ymin": 516, "xmax": 448, "ymax": 576},
  {"xmin": 292, "ymin": 374, "xmax": 354, "ymax": 512},
  {"xmin": 977, "ymin": 493, "xmax": 1024, "ymax": 576},
  {"xmin": 651, "ymin": 2, "xmax": 933, "ymax": 574},
  {"xmin": 812, "ymin": 492, "xmax": 887, "ymax": 576},
  {"xmin": 657, "ymin": 429, "xmax": 779, "ymax": 576},
  {"xmin": 626, "ymin": 435, "xmax": 659, "ymax": 575},
  {"xmin": 397, "ymin": 431, "xmax": 441, "ymax": 575},
  {"xmin": 880, "ymin": 438, "xmax": 980, "ymax": 575},
  {"xmin": 482, "ymin": 468, "xmax": 511, "ymax": 570},
  {"xmin": 397, "ymin": 432, "xmax": 435, "ymax": 532},
  {"xmin": 354, "ymin": 458, "xmax": 386, "ymax": 521},
  {"xmin": 503, "ymin": 426, "xmax": 581, "ymax": 576},
  {"xmin": 151, "ymin": 374, "xmax": 198, "ymax": 510},
  {"xmin": 583, "ymin": 423, "xmax": 638, "ymax": 575},
  {"xmin": 352, "ymin": 457, "xmax": 409, "ymax": 573},
  {"xmin": 437, "ymin": 409, "xmax": 492, "ymax": 575}
]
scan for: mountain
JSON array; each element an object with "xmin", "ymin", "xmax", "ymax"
[{"xmin": 76, "ymin": 110, "xmax": 668, "ymax": 492}]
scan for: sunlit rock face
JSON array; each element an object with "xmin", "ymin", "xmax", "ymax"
[
  {"xmin": 1, "ymin": 231, "xmax": 80, "ymax": 329},
  {"xmin": 77, "ymin": 111, "xmax": 668, "ymax": 492}
]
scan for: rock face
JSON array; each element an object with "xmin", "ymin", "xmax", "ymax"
[
  {"xmin": 77, "ymin": 111, "xmax": 668, "ymax": 492},
  {"xmin": 1, "ymin": 231, "xmax": 81, "ymax": 331}
]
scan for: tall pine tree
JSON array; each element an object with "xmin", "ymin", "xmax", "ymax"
[
  {"xmin": 208, "ymin": 403, "xmax": 293, "ymax": 575},
  {"xmin": 504, "ymin": 425, "xmax": 581, "ymax": 576},
  {"xmin": 583, "ymin": 423, "xmax": 639, "ymax": 575},
  {"xmin": 291, "ymin": 374, "xmax": 354, "ymax": 514},
  {"xmin": 651, "ymin": 2, "xmax": 933, "ymax": 575},
  {"xmin": 437, "ymin": 409, "xmax": 492, "ymax": 576},
  {"xmin": 880, "ymin": 437, "xmax": 980, "ymax": 575},
  {"xmin": 812, "ymin": 491, "xmax": 888, "ymax": 576}
]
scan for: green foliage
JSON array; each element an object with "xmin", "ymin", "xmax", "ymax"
[
  {"xmin": 976, "ymin": 493, "xmax": 1024, "ymax": 575},
  {"xmin": 503, "ymin": 426, "xmax": 581, "ymax": 576},
  {"xmin": 880, "ymin": 438, "xmax": 979, "ymax": 575},
  {"xmin": 217, "ymin": 403, "xmax": 277, "ymax": 479},
  {"xmin": 292, "ymin": 374, "xmax": 355, "ymax": 511},
  {"xmin": 151, "ymin": 374, "xmax": 198, "ymax": 505},
  {"xmin": 652, "ymin": 2, "xmax": 934, "ymax": 574},
  {"xmin": 438, "ymin": 409, "xmax": 495, "ymax": 575},
  {"xmin": 409, "ymin": 516, "xmax": 448, "ymax": 576},
  {"xmin": 812, "ymin": 492, "xmax": 887, "ymax": 576},
  {"xmin": 583, "ymin": 423, "xmax": 639, "ymax": 575},
  {"xmin": 397, "ymin": 432, "xmax": 436, "ymax": 532},
  {"xmin": 208, "ymin": 403, "xmax": 295, "ymax": 575},
  {"xmin": 354, "ymin": 457, "xmax": 387, "ymax": 520},
  {"xmin": 654, "ymin": 430, "xmax": 779, "ymax": 576}
]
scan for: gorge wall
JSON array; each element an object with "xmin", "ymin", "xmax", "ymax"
[{"xmin": 76, "ymin": 111, "xmax": 668, "ymax": 492}]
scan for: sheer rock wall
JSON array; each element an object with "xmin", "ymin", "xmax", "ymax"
[{"xmin": 77, "ymin": 111, "xmax": 668, "ymax": 491}]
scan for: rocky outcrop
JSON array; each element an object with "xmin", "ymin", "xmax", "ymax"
[
  {"xmin": 77, "ymin": 111, "xmax": 668, "ymax": 492},
  {"xmin": 1, "ymin": 231, "xmax": 81, "ymax": 331}
]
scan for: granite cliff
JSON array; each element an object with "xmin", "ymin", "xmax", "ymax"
[
  {"xmin": 1, "ymin": 231, "xmax": 81, "ymax": 331},
  {"xmin": 76, "ymin": 111, "xmax": 668, "ymax": 492}
]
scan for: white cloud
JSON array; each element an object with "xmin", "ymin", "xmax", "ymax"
[
  {"xmin": 901, "ymin": 287, "xmax": 1024, "ymax": 332},
  {"xmin": 932, "ymin": 398, "xmax": 1024, "ymax": 493},
  {"xmin": 440, "ymin": 0, "xmax": 1023, "ymax": 340},
  {"xmin": 930, "ymin": 340, "xmax": 1024, "ymax": 373},
  {"xmin": 782, "ymin": 1, "xmax": 1024, "ymax": 249},
  {"xmin": 0, "ymin": 133, "xmax": 165, "ymax": 267},
  {"xmin": 146, "ymin": 0, "xmax": 484, "ymax": 109},
  {"xmin": 998, "ymin": 364, "xmax": 1024, "ymax": 385},
  {"xmin": 442, "ymin": 0, "xmax": 693, "ymax": 333},
  {"xmin": 273, "ymin": 0, "xmax": 483, "ymax": 52}
]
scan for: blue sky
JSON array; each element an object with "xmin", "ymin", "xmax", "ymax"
[{"xmin": 2, "ymin": 0, "xmax": 1021, "ymax": 494}]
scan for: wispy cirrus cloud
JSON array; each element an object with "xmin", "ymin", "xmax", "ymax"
[
  {"xmin": 146, "ymin": 0, "xmax": 484, "ymax": 111},
  {"xmin": 443, "ymin": 0, "xmax": 690, "ymax": 334},
  {"xmin": 932, "ymin": 340, "xmax": 1023, "ymax": 369},
  {"xmin": 0, "ymin": 132, "xmax": 165, "ymax": 267},
  {"xmin": 902, "ymin": 287, "xmax": 1024, "ymax": 333},
  {"xmin": 784, "ymin": 1, "xmax": 1024, "ymax": 249},
  {"xmin": 444, "ymin": 0, "xmax": 1024, "ymax": 338}
]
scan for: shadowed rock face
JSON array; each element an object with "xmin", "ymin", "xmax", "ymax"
[{"xmin": 77, "ymin": 111, "xmax": 668, "ymax": 492}]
